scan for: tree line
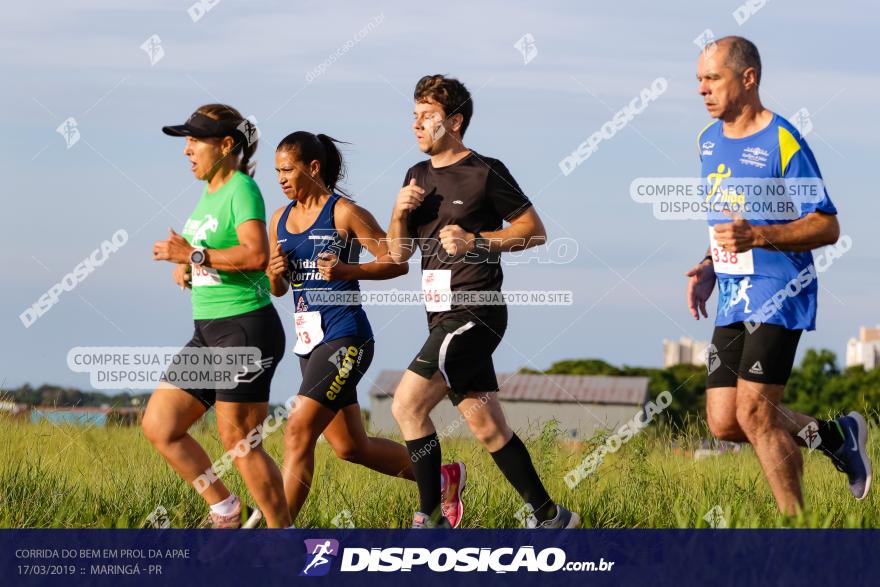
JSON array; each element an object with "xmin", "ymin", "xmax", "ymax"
[
  {"xmin": 2, "ymin": 384, "xmax": 151, "ymax": 408},
  {"xmin": 5, "ymin": 349, "xmax": 878, "ymax": 426},
  {"xmin": 520, "ymin": 348, "xmax": 880, "ymax": 426}
]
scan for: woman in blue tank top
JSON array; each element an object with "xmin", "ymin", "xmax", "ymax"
[{"xmin": 267, "ymin": 132, "xmax": 461, "ymax": 525}]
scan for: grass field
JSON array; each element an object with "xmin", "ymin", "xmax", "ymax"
[{"xmin": 1, "ymin": 417, "xmax": 877, "ymax": 529}]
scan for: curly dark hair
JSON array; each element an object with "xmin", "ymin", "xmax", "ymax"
[{"xmin": 413, "ymin": 74, "xmax": 473, "ymax": 137}]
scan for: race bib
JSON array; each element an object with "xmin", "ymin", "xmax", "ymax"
[
  {"xmin": 422, "ymin": 269, "xmax": 452, "ymax": 312},
  {"xmin": 708, "ymin": 227, "xmax": 754, "ymax": 275},
  {"xmin": 191, "ymin": 263, "xmax": 222, "ymax": 286},
  {"xmin": 293, "ymin": 311, "xmax": 324, "ymax": 355}
]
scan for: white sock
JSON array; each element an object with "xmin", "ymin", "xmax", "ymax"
[{"xmin": 210, "ymin": 494, "xmax": 239, "ymax": 516}]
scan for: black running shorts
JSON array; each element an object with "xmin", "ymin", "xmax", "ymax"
[
  {"xmin": 298, "ymin": 337, "xmax": 374, "ymax": 412},
  {"xmin": 706, "ymin": 321, "xmax": 802, "ymax": 388},
  {"xmin": 407, "ymin": 313, "xmax": 507, "ymax": 406},
  {"xmin": 165, "ymin": 303, "xmax": 285, "ymax": 407}
]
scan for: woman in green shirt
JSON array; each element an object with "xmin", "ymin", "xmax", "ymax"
[{"xmin": 144, "ymin": 104, "xmax": 291, "ymax": 528}]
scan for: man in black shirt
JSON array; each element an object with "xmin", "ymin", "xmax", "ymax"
[{"xmin": 387, "ymin": 74, "xmax": 580, "ymax": 529}]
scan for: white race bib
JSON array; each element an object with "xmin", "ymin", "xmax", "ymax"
[
  {"xmin": 422, "ymin": 269, "xmax": 452, "ymax": 312},
  {"xmin": 191, "ymin": 263, "xmax": 222, "ymax": 286},
  {"xmin": 293, "ymin": 311, "xmax": 324, "ymax": 355},
  {"xmin": 708, "ymin": 227, "xmax": 754, "ymax": 275}
]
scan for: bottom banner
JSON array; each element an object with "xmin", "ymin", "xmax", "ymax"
[{"xmin": 2, "ymin": 529, "xmax": 875, "ymax": 586}]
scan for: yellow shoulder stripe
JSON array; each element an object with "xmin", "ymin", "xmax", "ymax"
[
  {"xmin": 778, "ymin": 126, "xmax": 801, "ymax": 176},
  {"xmin": 697, "ymin": 120, "xmax": 717, "ymax": 153}
]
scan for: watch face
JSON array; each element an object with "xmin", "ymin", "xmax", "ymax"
[{"xmin": 191, "ymin": 249, "xmax": 205, "ymax": 265}]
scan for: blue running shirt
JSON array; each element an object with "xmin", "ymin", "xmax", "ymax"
[
  {"xmin": 277, "ymin": 193, "xmax": 373, "ymax": 356},
  {"xmin": 698, "ymin": 113, "xmax": 837, "ymax": 331}
]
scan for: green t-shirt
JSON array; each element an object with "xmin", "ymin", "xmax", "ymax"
[{"xmin": 181, "ymin": 171, "xmax": 271, "ymax": 320}]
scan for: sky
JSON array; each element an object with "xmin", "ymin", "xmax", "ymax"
[{"xmin": 3, "ymin": 0, "xmax": 879, "ymax": 406}]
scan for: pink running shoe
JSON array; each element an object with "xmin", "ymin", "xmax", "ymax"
[{"xmin": 440, "ymin": 462, "xmax": 467, "ymax": 528}]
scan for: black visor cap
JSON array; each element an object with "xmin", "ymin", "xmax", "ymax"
[{"xmin": 162, "ymin": 112, "xmax": 237, "ymax": 139}]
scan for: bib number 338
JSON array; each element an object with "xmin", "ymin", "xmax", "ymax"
[{"xmin": 708, "ymin": 227, "xmax": 754, "ymax": 275}]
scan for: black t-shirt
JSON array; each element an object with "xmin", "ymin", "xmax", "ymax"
[{"xmin": 403, "ymin": 151, "xmax": 532, "ymax": 328}]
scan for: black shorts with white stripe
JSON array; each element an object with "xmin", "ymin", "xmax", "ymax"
[
  {"xmin": 706, "ymin": 321, "xmax": 802, "ymax": 388},
  {"xmin": 407, "ymin": 314, "xmax": 507, "ymax": 406}
]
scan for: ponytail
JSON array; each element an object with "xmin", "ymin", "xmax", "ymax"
[
  {"xmin": 315, "ymin": 134, "xmax": 346, "ymax": 194},
  {"xmin": 277, "ymin": 131, "xmax": 350, "ymax": 196}
]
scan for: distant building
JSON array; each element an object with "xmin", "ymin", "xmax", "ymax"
[
  {"xmin": 846, "ymin": 326, "xmax": 880, "ymax": 369},
  {"xmin": 367, "ymin": 371, "xmax": 650, "ymax": 439},
  {"xmin": 0, "ymin": 401, "xmax": 31, "ymax": 420},
  {"xmin": 663, "ymin": 336, "xmax": 709, "ymax": 368}
]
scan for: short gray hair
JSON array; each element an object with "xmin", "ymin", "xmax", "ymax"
[{"xmin": 716, "ymin": 36, "xmax": 762, "ymax": 85}]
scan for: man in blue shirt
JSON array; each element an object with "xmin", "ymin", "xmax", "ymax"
[{"xmin": 685, "ymin": 36, "xmax": 871, "ymax": 514}]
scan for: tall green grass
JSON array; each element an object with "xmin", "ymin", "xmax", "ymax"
[{"xmin": 1, "ymin": 417, "xmax": 877, "ymax": 528}]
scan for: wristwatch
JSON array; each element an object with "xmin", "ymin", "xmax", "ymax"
[
  {"xmin": 473, "ymin": 231, "xmax": 490, "ymax": 252},
  {"xmin": 190, "ymin": 247, "xmax": 207, "ymax": 266}
]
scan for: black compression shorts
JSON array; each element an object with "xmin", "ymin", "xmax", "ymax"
[
  {"xmin": 298, "ymin": 337, "xmax": 374, "ymax": 412},
  {"xmin": 706, "ymin": 321, "xmax": 802, "ymax": 388},
  {"xmin": 165, "ymin": 304, "xmax": 285, "ymax": 407}
]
